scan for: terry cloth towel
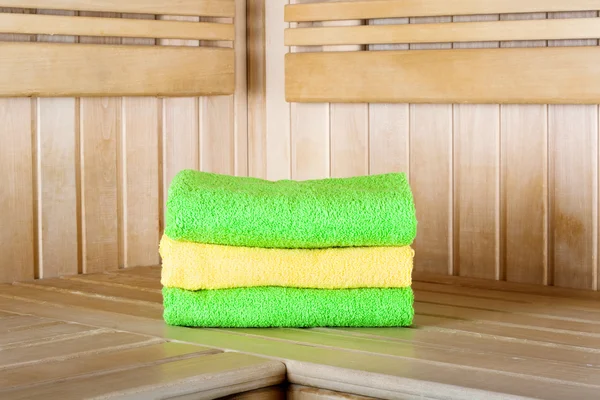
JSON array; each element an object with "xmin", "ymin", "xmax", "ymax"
[
  {"xmin": 164, "ymin": 170, "xmax": 417, "ymax": 249},
  {"xmin": 159, "ymin": 234, "xmax": 414, "ymax": 290},
  {"xmin": 162, "ymin": 286, "xmax": 414, "ymax": 328}
]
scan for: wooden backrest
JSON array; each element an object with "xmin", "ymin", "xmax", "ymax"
[
  {"xmin": 0, "ymin": 0, "xmax": 236, "ymax": 97},
  {"xmin": 284, "ymin": 0, "xmax": 600, "ymax": 104}
]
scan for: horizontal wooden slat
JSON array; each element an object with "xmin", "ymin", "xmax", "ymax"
[
  {"xmin": 0, "ymin": 43, "xmax": 234, "ymax": 97},
  {"xmin": 284, "ymin": 0, "xmax": 600, "ymax": 22},
  {"xmin": 0, "ymin": 13, "xmax": 235, "ymax": 41},
  {"xmin": 285, "ymin": 47, "xmax": 600, "ymax": 104},
  {"xmin": 0, "ymin": 0, "xmax": 235, "ymax": 17},
  {"xmin": 285, "ymin": 17, "xmax": 600, "ymax": 46}
]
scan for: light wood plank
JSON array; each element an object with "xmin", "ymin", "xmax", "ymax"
[
  {"xmin": 453, "ymin": 15, "xmax": 500, "ymax": 281},
  {"xmin": 231, "ymin": 328, "xmax": 600, "ymax": 387},
  {"xmin": 500, "ymin": 13, "xmax": 548, "ymax": 285},
  {"xmin": 0, "ymin": 315, "xmax": 57, "ymax": 333},
  {"xmin": 0, "ymin": 43, "xmax": 235, "ymax": 97},
  {"xmin": 22, "ymin": 279, "xmax": 162, "ymax": 304},
  {"xmin": 0, "ymin": 0, "xmax": 236, "ymax": 17},
  {"xmin": 233, "ymin": 0, "xmax": 249, "ymax": 177},
  {"xmin": 548, "ymin": 11, "xmax": 599, "ymax": 290},
  {"xmin": 0, "ymin": 323, "xmax": 94, "ymax": 348},
  {"xmin": 111, "ymin": 265, "xmax": 162, "ymax": 279},
  {"xmin": 1, "ymin": 291, "xmax": 598, "ymax": 400},
  {"xmin": 248, "ymin": 0, "xmax": 267, "ymax": 178},
  {"xmin": 0, "ymin": 330, "xmax": 159, "ymax": 369},
  {"xmin": 0, "ymin": 96, "xmax": 34, "ymax": 284},
  {"xmin": 122, "ymin": 96, "xmax": 160, "ymax": 268},
  {"xmin": 4, "ymin": 352, "xmax": 286, "ymax": 400},
  {"xmin": 201, "ymin": 95, "xmax": 235, "ymax": 175},
  {"xmin": 326, "ymin": 20, "xmax": 368, "ymax": 179},
  {"xmin": 79, "ymin": 11, "xmax": 120, "ymax": 276},
  {"xmin": 409, "ymin": 17, "xmax": 453, "ymax": 275},
  {"xmin": 338, "ymin": 321, "xmax": 600, "ymax": 365},
  {"xmin": 0, "ymin": 13, "xmax": 235, "ymax": 41},
  {"xmin": 285, "ymin": 17, "xmax": 600, "ymax": 46},
  {"xmin": 35, "ymin": 10, "xmax": 79, "ymax": 279},
  {"xmin": 0, "ymin": 342, "xmax": 219, "ymax": 391},
  {"xmin": 288, "ymin": 385, "xmax": 375, "ymax": 400},
  {"xmin": 368, "ymin": 18, "xmax": 409, "ymax": 176},
  {"xmin": 67, "ymin": 273, "xmax": 162, "ymax": 291},
  {"xmin": 216, "ymin": 386, "xmax": 286, "ymax": 400},
  {"xmin": 284, "ymin": 0, "xmax": 600, "ymax": 22},
  {"xmin": 290, "ymin": 1, "xmax": 330, "ymax": 181},
  {"xmin": 285, "ymin": 46, "xmax": 600, "ymax": 104},
  {"xmin": 265, "ymin": 0, "xmax": 291, "ymax": 181}
]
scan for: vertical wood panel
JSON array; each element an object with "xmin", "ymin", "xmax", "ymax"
[
  {"xmin": 234, "ymin": 0, "xmax": 248, "ymax": 177},
  {"xmin": 500, "ymin": 13, "xmax": 548, "ymax": 285},
  {"xmin": 290, "ymin": 0, "xmax": 329, "ymax": 181},
  {"xmin": 248, "ymin": 0, "xmax": 267, "ymax": 178},
  {"xmin": 265, "ymin": 0, "xmax": 291, "ymax": 180},
  {"xmin": 0, "ymin": 98, "xmax": 34, "ymax": 283},
  {"xmin": 34, "ymin": 10, "xmax": 79, "ymax": 278},
  {"xmin": 453, "ymin": 15, "xmax": 500, "ymax": 281},
  {"xmin": 121, "ymin": 14, "xmax": 160, "ymax": 268},
  {"xmin": 409, "ymin": 16, "xmax": 453, "ymax": 275},
  {"xmin": 327, "ymin": 21, "xmax": 369, "ymax": 178},
  {"xmin": 368, "ymin": 18, "xmax": 409, "ymax": 176},
  {"xmin": 79, "ymin": 12, "xmax": 121, "ymax": 274},
  {"xmin": 548, "ymin": 11, "xmax": 599, "ymax": 290},
  {"xmin": 160, "ymin": 15, "xmax": 201, "ymax": 219}
]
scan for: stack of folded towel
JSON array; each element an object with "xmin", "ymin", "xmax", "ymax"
[{"xmin": 159, "ymin": 170, "xmax": 417, "ymax": 328}]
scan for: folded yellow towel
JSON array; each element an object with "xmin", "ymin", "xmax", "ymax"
[{"xmin": 159, "ymin": 235, "xmax": 414, "ymax": 290}]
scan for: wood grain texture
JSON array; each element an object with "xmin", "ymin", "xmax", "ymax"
[
  {"xmin": 368, "ymin": 18, "xmax": 409, "ymax": 176},
  {"xmin": 0, "ymin": 12, "xmax": 235, "ymax": 41},
  {"xmin": 290, "ymin": 0, "xmax": 330, "ymax": 181},
  {"xmin": 248, "ymin": 0, "xmax": 267, "ymax": 178},
  {"xmin": 326, "ymin": 20, "xmax": 369, "ymax": 179},
  {"xmin": 0, "ymin": 43, "xmax": 235, "ymax": 97},
  {"xmin": 0, "ymin": 98, "xmax": 34, "ymax": 283},
  {"xmin": 285, "ymin": 17, "xmax": 600, "ymax": 46},
  {"xmin": 234, "ymin": 0, "xmax": 249, "ymax": 177},
  {"xmin": 548, "ymin": 11, "xmax": 599, "ymax": 290},
  {"xmin": 409, "ymin": 16, "xmax": 452, "ymax": 276},
  {"xmin": 500, "ymin": 13, "xmax": 548, "ymax": 286},
  {"xmin": 284, "ymin": 0, "xmax": 600, "ymax": 21},
  {"xmin": 453, "ymin": 15, "xmax": 500, "ymax": 280},
  {"xmin": 35, "ymin": 10, "xmax": 78, "ymax": 279},
  {"xmin": 265, "ymin": 0, "xmax": 291, "ymax": 181},
  {"xmin": 0, "ymin": 0, "xmax": 236, "ymax": 17},
  {"xmin": 285, "ymin": 46, "xmax": 600, "ymax": 104}
]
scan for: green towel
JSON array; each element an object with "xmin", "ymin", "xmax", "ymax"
[
  {"xmin": 165, "ymin": 170, "xmax": 417, "ymax": 249},
  {"xmin": 162, "ymin": 286, "xmax": 414, "ymax": 328}
]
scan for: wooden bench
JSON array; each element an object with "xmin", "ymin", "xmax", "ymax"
[{"xmin": 1, "ymin": 266, "xmax": 598, "ymax": 399}]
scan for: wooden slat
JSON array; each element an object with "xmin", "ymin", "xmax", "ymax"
[
  {"xmin": 4, "ymin": 353, "xmax": 285, "ymax": 400},
  {"xmin": 288, "ymin": 385, "xmax": 375, "ymax": 400},
  {"xmin": 67, "ymin": 273, "xmax": 162, "ymax": 291},
  {"xmin": 36, "ymin": 10, "xmax": 79, "ymax": 280},
  {"xmin": 284, "ymin": 0, "xmax": 600, "ymax": 22},
  {"xmin": 0, "ymin": 315, "xmax": 58, "ymax": 333},
  {"xmin": 0, "ymin": 331, "xmax": 157, "ymax": 369},
  {"xmin": 0, "ymin": 0, "xmax": 235, "ymax": 17},
  {"xmin": 285, "ymin": 18, "xmax": 600, "ymax": 46},
  {"xmin": 0, "ymin": 13, "xmax": 235, "ymax": 41},
  {"xmin": 0, "ymin": 322, "xmax": 94, "ymax": 347},
  {"xmin": 409, "ymin": 16, "xmax": 453, "ymax": 276},
  {"xmin": 285, "ymin": 46, "xmax": 600, "ymax": 104},
  {"xmin": 0, "ymin": 43, "xmax": 235, "ymax": 97},
  {"xmin": 1, "ymin": 342, "xmax": 219, "ymax": 391}
]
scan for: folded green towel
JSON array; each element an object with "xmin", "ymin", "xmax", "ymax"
[
  {"xmin": 162, "ymin": 286, "xmax": 414, "ymax": 328},
  {"xmin": 165, "ymin": 170, "xmax": 417, "ymax": 248}
]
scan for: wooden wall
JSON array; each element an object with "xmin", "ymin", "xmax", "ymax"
[
  {"xmin": 2, "ymin": 1, "xmax": 600, "ymax": 293},
  {"xmin": 0, "ymin": 3, "xmax": 247, "ymax": 283},
  {"xmin": 248, "ymin": 1, "xmax": 600, "ymax": 291}
]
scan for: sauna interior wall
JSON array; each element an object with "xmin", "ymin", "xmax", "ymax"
[
  {"xmin": 248, "ymin": 1, "xmax": 600, "ymax": 291},
  {"xmin": 0, "ymin": 3, "xmax": 248, "ymax": 283}
]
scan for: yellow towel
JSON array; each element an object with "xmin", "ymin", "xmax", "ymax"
[{"xmin": 159, "ymin": 235, "xmax": 414, "ymax": 290}]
